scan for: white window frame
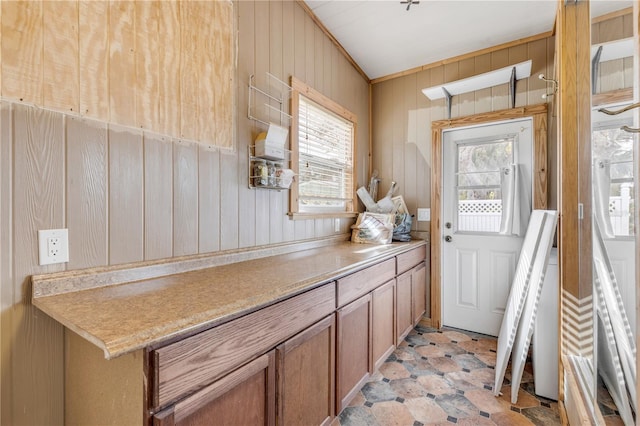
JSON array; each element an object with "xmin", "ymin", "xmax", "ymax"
[{"xmin": 289, "ymin": 76, "xmax": 358, "ymax": 219}]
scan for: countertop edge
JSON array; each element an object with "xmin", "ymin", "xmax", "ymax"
[{"xmin": 32, "ymin": 239, "xmax": 427, "ymax": 359}]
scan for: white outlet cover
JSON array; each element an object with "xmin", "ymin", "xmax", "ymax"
[
  {"xmin": 38, "ymin": 228, "xmax": 69, "ymax": 265},
  {"xmin": 417, "ymin": 208, "xmax": 431, "ymax": 222}
]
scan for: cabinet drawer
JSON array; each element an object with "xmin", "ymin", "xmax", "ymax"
[
  {"xmin": 337, "ymin": 258, "xmax": 395, "ymax": 307},
  {"xmin": 152, "ymin": 283, "xmax": 335, "ymax": 409},
  {"xmin": 397, "ymin": 245, "xmax": 426, "ymax": 274}
]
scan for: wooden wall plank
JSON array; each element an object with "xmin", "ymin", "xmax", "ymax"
[
  {"xmin": 527, "ymin": 39, "xmax": 548, "ymax": 103},
  {"xmin": 403, "ymin": 74, "xmax": 417, "ymax": 217},
  {"xmin": 474, "ymin": 53, "xmax": 492, "ymax": 111},
  {"xmin": 179, "ymin": 2, "xmax": 199, "ymax": 141},
  {"xmin": 144, "ymin": 133, "xmax": 173, "ymax": 261},
  {"xmin": 281, "ymin": 0, "xmax": 296, "ymax": 242},
  {"xmin": 173, "ymin": 141, "xmax": 199, "ymax": 256},
  {"xmin": 198, "ymin": 146, "xmax": 220, "ymax": 253},
  {"xmin": 197, "ymin": 2, "xmax": 215, "ymax": 144},
  {"xmin": 415, "ymin": 69, "xmax": 431, "ymax": 231},
  {"xmin": 43, "ymin": 1, "xmax": 79, "ymax": 113},
  {"xmin": 305, "ymin": 13, "xmax": 315, "ymax": 89},
  {"xmin": 390, "ymin": 78, "xmax": 405, "ymax": 199},
  {"xmin": 109, "ymin": 1, "xmax": 136, "ymax": 127},
  {"xmin": 219, "ymin": 151, "xmax": 239, "ymax": 251},
  {"xmin": 1, "ymin": 1, "xmax": 43, "ymax": 104},
  {"xmin": 0, "ymin": 101, "xmax": 13, "ymax": 423},
  {"xmin": 254, "ymin": 0, "xmax": 271, "ymax": 247},
  {"xmin": 269, "ymin": 0, "xmax": 284, "ymax": 244},
  {"xmin": 157, "ymin": 1, "xmax": 181, "ymax": 138},
  {"xmin": 79, "ymin": 1, "xmax": 109, "ymax": 119},
  {"xmin": 458, "ymin": 58, "xmax": 475, "ymax": 117},
  {"xmin": 211, "ymin": 0, "xmax": 234, "ymax": 148},
  {"xmin": 66, "ymin": 116, "xmax": 108, "ymax": 269},
  {"xmin": 108, "ymin": 125, "xmax": 144, "ymax": 265},
  {"xmin": 135, "ymin": 1, "xmax": 160, "ymax": 132},
  {"xmin": 12, "ymin": 104, "xmax": 65, "ymax": 425},
  {"xmin": 509, "ymin": 44, "xmax": 529, "ymax": 107},
  {"xmin": 293, "ymin": 3, "xmax": 306, "ymax": 81},
  {"xmin": 490, "ymin": 49, "xmax": 510, "ymax": 110},
  {"xmin": 237, "ymin": 0, "xmax": 256, "ymax": 249}
]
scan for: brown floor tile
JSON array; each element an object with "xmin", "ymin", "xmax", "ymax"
[
  {"xmin": 464, "ymin": 388, "xmax": 511, "ymax": 414},
  {"xmin": 416, "ymin": 374, "xmax": 456, "ymax": 396},
  {"xmin": 379, "ymin": 360, "xmax": 412, "ymax": 380},
  {"xmin": 456, "ymin": 415, "xmax": 497, "ymax": 425},
  {"xmin": 389, "ymin": 377, "xmax": 429, "ymax": 399},
  {"xmin": 490, "ymin": 410, "xmax": 536, "ymax": 426},
  {"xmin": 442, "ymin": 330, "xmax": 473, "ymax": 342},
  {"xmin": 424, "ymin": 332, "xmax": 452, "ymax": 344},
  {"xmin": 370, "ymin": 400, "xmax": 416, "ymax": 425},
  {"xmin": 404, "ymin": 398, "xmax": 449, "ymax": 424},
  {"xmin": 497, "ymin": 386, "xmax": 540, "ymax": 409},
  {"xmin": 428, "ymin": 356, "xmax": 462, "ymax": 373},
  {"xmin": 415, "ymin": 344, "xmax": 446, "ymax": 358}
]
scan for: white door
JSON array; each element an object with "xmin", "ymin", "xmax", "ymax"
[
  {"xmin": 592, "ymin": 104, "xmax": 636, "ymax": 335},
  {"xmin": 442, "ymin": 119, "xmax": 533, "ymax": 336}
]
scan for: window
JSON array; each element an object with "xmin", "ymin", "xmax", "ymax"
[
  {"xmin": 456, "ymin": 136, "xmax": 515, "ymax": 233},
  {"xmin": 290, "ymin": 77, "xmax": 357, "ymax": 217}
]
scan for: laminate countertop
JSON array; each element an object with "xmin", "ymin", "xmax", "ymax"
[{"xmin": 32, "ymin": 238, "xmax": 426, "ymax": 360}]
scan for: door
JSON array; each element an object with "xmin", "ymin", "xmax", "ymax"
[
  {"xmin": 591, "ymin": 104, "xmax": 636, "ymax": 335},
  {"xmin": 442, "ymin": 119, "xmax": 533, "ymax": 336}
]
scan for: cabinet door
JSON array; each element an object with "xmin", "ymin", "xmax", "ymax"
[
  {"xmin": 396, "ymin": 270, "xmax": 413, "ymax": 345},
  {"xmin": 276, "ymin": 315, "xmax": 335, "ymax": 426},
  {"xmin": 336, "ymin": 294, "xmax": 372, "ymax": 413},
  {"xmin": 372, "ymin": 279, "xmax": 396, "ymax": 370},
  {"xmin": 412, "ymin": 262, "xmax": 427, "ymax": 325},
  {"xmin": 153, "ymin": 352, "xmax": 276, "ymax": 426}
]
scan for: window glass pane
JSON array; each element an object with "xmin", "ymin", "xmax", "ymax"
[
  {"xmin": 456, "ymin": 137, "xmax": 514, "ymax": 233},
  {"xmin": 592, "ymin": 123, "xmax": 635, "ymax": 237},
  {"xmin": 298, "ymin": 95, "xmax": 354, "ymax": 212}
]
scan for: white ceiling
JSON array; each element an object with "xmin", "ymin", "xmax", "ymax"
[{"xmin": 304, "ymin": 0, "xmax": 633, "ymax": 80}]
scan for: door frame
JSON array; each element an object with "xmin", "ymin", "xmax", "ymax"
[{"xmin": 429, "ymin": 103, "xmax": 548, "ymax": 329}]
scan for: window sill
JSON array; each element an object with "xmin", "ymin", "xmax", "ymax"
[{"xmin": 288, "ymin": 212, "xmax": 358, "ymax": 221}]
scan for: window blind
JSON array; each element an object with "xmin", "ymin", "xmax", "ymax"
[{"xmin": 298, "ymin": 95, "xmax": 354, "ymax": 211}]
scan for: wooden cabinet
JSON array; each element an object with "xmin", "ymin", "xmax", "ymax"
[
  {"xmin": 153, "ymin": 352, "xmax": 276, "ymax": 426},
  {"xmin": 396, "ymin": 248, "xmax": 428, "ymax": 345},
  {"xmin": 276, "ymin": 315, "xmax": 335, "ymax": 426},
  {"xmin": 412, "ymin": 262, "xmax": 427, "ymax": 325},
  {"xmin": 372, "ymin": 279, "xmax": 396, "ymax": 370},
  {"xmin": 336, "ymin": 294, "xmax": 372, "ymax": 413},
  {"xmin": 396, "ymin": 270, "xmax": 413, "ymax": 345}
]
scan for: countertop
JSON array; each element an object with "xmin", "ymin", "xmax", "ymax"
[{"xmin": 32, "ymin": 238, "xmax": 426, "ymax": 359}]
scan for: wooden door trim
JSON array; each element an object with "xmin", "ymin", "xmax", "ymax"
[{"xmin": 429, "ymin": 103, "xmax": 548, "ymax": 329}]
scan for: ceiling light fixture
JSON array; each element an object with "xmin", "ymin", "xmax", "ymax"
[{"xmin": 400, "ymin": 0, "xmax": 420, "ymax": 11}]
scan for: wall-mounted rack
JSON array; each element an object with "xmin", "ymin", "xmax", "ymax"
[
  {"xmin": 248, "ymin": 145, "xmax": 293, "ymax": 191},
  {"xmin": 421, "ymin": 60, "xmax": 532, "ymax": 118},
  {"xmin": 248, "ymin": 73, "xmax": 292, "ymax": 127},
  {"xmin": 591, "ymin": 37, "xmax": 634, "ymax": 95}
]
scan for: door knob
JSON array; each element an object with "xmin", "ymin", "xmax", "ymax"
[{"xmin": 445, "ymin": 235, "xmax": 452, "ymax": 242}]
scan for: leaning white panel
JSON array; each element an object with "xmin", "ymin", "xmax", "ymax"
[
  {"xmin": 493, "ymin": 210, "xmax": 547, "ymax": 396},
  {"xmin": 510, "ymin": 210, "xmax": 558, "ymax": 403}
]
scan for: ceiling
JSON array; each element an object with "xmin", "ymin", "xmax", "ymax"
[{"xmin": 303, "ymin": 0, "xmax": 633, "ymax": 81}]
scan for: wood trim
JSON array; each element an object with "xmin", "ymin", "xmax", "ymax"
[
  {"xmin": 634, "ymin": 1, "xmax": 639, "ymax": 416},
  {"xmin": 291, "ymin": 77, "xmax": 358, "ymax": 123},
  {"xmin": 591, "ymin": 6, "xmax": 633, "ymax": 24},
  {"xmin": 289, "ymin": 76, "xmax": 359, "ymax": 216},
  {"xmin": 371, "ymin": 31, "xmax": 554, "ymax": 85},
  {"xmin": 591, "ymin": 87, "xmax": 634, "ymax": 106},
  {"xmin": 296, "ymin": 0, "xmax": 370, "ymax": 83},
  {"xmin": 430, "ymin": 103, "xmax": 548, "ymax": 330}
]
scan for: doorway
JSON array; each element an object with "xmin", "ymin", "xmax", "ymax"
[
  {"xmin": 441, "ymin": 118, "xmax": 533, "ymax": 336},
  {"xmin": 429, "ymin": 104, "xmax": 548, "ymax": 331}
]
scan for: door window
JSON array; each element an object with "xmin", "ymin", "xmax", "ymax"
[{"xmin": 456, "ymin": 136, "xmax": 515, "ymax": 233}]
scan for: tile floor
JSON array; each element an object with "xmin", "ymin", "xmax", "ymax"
[{"xmin": 333, "ymin": 324, "xmax": 561, "ymax": 426}]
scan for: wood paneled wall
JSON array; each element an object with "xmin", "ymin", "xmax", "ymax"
[
  {"xmin": 0, "ymin": 1, "xmax": 370, "ymax": 424},
  {"xmin": 0, "ymin": 1, "xmax": 234, "ymax": 148},
  {"xmin": 371, "ymin": 37, "xmax": 555, "ymax": 232},
  {"xmin": 592, "ymin": 9, "xmax": 635, "ymax": 94}
]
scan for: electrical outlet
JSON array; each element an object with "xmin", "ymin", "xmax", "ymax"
[
  {"xmin": 38, "ymin": 229, "xmax": 69, "ymax": 265},
  {"xmin": 417, "ymin": 208, "xmax": 431, "ymax": 222}
]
